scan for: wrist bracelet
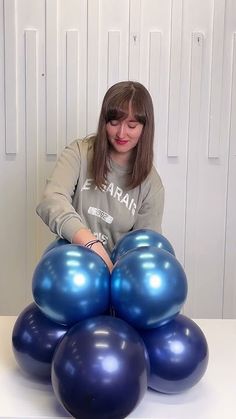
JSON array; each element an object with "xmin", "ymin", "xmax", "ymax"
[{"xmin": 85, "ymin": 239, "xmax": 103, "ymax": 249}]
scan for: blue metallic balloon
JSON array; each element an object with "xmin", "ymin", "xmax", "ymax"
[
  {"xmin": 51, "ymin": 315, "xmax": 149, "ymax": 419},
  {"xmin": 111, "ymin": 247, "xmax": 188, "ymax": 329},
  {"xmin": 12, "ymin": 303, "xmax": 68, "ymax": 380},
  {"xmin": 111, "ymin": 228, "xmax": 175, "ymax": 263},
  {"xmin": 140, "ymin": 314, "xmax": 209, "ymax": 393},
  {"xmin": 43, "ymin": 237, "xmax": 70, "ymax": 255},
  {"xmin": 32, "ymin": 244, "xmax": 110, "ymax": 326}
]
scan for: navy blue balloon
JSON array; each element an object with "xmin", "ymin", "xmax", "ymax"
[
  {"xmin": 32, "ymin": 244, "xmax": 110, "ymax": 326},
  {"xmin": 111, "ymin": 229, "xmax": 175, "ymax": 263},
  {"xmin": 52, "ymin": 315, "xmax": 149, "ymax": 419},
  {"xmin": 111, "ymin": 247, "xmax": 187, "ymax": 329},
  {"xmin": 140, "ymin": 314, "xmax": 209, "ymax": 394},
  {"xmin": 12, "ymin": 303, "xmax": 68, "ymax": 380},
  {"xmin": 43, "ymin": 237, "xmax": 70, "ymax": 255}
]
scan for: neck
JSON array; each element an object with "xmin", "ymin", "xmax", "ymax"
[{"xmin": 109, "ymin": 150, "xmax": 132, "ymax": 167}]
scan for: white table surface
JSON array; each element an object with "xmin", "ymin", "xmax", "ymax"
[{"xmin": 0, "ymin": 317, "xmax": 236, "ymax": 419}]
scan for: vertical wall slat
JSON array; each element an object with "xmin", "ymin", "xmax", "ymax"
[
  {"xmin": 167, "ymin": 0, "xmax": 183, "ymax": 157},
  {"xmin": 4, "ymin": 0, "xmax": 17, "ymax": 154},
  {"xmin": 148, "ymin": 31, "xmax": 161, "ymax": 102},
  {"xmin": 25, "ymin": 29, "xmax": 39, "ymax": 291},
  {"xmin": 230, "ymin": 33, "xmax": 236, "ymax": 157},
  {"xmin": 46, "ymin": 0, "xmax": 58, "ymax": 155},
  {"xmin": 107, "ymin": 31, "xmax": 120, "ymax": 87},
  {"xmin": 129, "ymin": 0, "xmax": 141, "ymax": 81},
  {"xmin": 184, "ymin": 32, "xmax": 204, "ymax": 316},
  {"xmin": 87, "ymin": 0, "xmax": 99, "ymax": 134},
  {"xmin": 223, "ymin": 31, "xmax": 236, "ymax": 317},
  {"xmin": 208, "ymin": 0, "xmax": 226, "ymax": 158},
  {"xmin": 66, "ymin": 30, "xmax": 79, "ymax": 145}
]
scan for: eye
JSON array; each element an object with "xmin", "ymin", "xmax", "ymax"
[
  {"xmin": 109, "ymin": 120, "xmax": 119, "ymax": 126},
  {"xmin": 128, "ymin": 123, "xmax": 138, "ymax": 129}
]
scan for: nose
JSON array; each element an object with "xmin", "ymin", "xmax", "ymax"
[{"xmin": 117, "ymin": 122, "xmax": 126, "ymax": 138}]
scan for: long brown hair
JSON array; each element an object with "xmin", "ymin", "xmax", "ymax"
[{"xmin": 92, "ymin": 81, "xmax": 155, "ymax": 189}]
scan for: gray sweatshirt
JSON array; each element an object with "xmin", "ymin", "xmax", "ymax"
[{"xmin": 36, "ymin": 136, "xmax": 164, "ymax": 254}]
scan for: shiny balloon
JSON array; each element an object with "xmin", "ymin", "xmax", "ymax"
[
  {"xmin": 111, "ymin": 228, "xmax": 175, "ymax": 263},
  {"xmin": 32, "ymin": 244, "xmax": 110, "ymax": 326},
  {"xmin": 12, "ymin": 303, "xmax": 68, "ymax": 380},
  {"xmin": 140, "ymin": 314, "xmax": 209, "ymax": 394},
  {"xmin": 51, "ymin": 315, "xmax": 149, "ymax": 419},
  {"xmin": 111, "ymin": 247, "xmax": 188, "ymax": 329},
  {"xmin": 43, "ymin": 237, "xmax": 70, "ymax": 255}
]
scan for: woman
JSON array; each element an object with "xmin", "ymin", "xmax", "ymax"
[{"xmin": 36, "ymin": 81, "xmax": 164, "ymax": 271}]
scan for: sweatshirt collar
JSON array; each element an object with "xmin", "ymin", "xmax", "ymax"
[{"xmin": 109, "ymin": 157, "xmax": 132, "ymax": 175}]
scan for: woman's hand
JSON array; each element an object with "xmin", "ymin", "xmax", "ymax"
[{"xmin": 72, "ymin": 228, "xmax": 113, "ymax": 272}]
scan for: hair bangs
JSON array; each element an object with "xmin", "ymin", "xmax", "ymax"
[
  {"xmin": 130, "ymin": 95, "xmax": 147, "ymax": 126},
  {"xmin": 105, "ymin": 106, "xmax": 129, "ymax": 123},
  {"xmin": 106, "ymin": 98, "xmax": 146, "ymax": 125}
]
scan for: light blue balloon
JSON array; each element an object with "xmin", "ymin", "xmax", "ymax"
[
  {"xmin": 111, "ymin": 247, "xmax": 187, "ymax": 329},
  {"xmin": 111, "ymin": 229, "xmax": 175, "ymax": 263},
  {"xmin": 32, "ymin": 244, "xmax": 110, "ymax": 326}
]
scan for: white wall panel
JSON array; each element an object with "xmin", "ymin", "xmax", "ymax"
[
  {"xmin": 36, "ymin": 0, "xmax": 88, "ymax": 259},
  {"xmin": 0, "ymin": 0, "xmax": 236, "ymax": 318},
  {"xmin": 45, "ymin": 0, "xmax": 58, "ymax": 155},
  {"xmin": 0, "ymin": 0, "xmax": 45, "ymax": 314},
  {"xmin": 25, "ymin": 30, "xmax": 40, "ymax": 302},
  {"xmin": 129, "ymin": 0, "xmax": 141, "ymax": 81},
  {"xmin": 58, "ymin": 0, "xmax": 87, "ymax": 151},
  {"xmin": 229, "ymin": 35, "xmax": 236, "ymax": 159},
  {"xmin": 167, "ymin": 0, "xmax": 183, "ymax": 157},
  {"xmin": 0, "ymin": 0, "xmax": 26, "ymax": 314},
  {"xmin": 87, "ymin": 0, "xmax": 99, "ymax": 134},
  {"xmin": 223, "ymin": 0, "xmax": 236, "ymax": 317},
  {"xmin": 3, "ymin": 0, "xmax": 18, "ymax": 154},
  {"xmin": 87, "ymin": 0, "xmax": 130, "ymax": 134},
  {"xmin": 0, "ymin": 0, "xmax": 4, "ymax": 137},
  {"xmin": 148, "ymin": 31, "xmax": 162, "ymax": 104},
  {"xmin": 66, "ymin": 30, "xmax": 79, "ymax": 144},
  {"xmin": 183, "ymin": 32, "xmax": 204, "ymax": 316},
  {"xmin": 138, "ymin": 0, "xmax": 187, "ymax": 266},
  {"xmin": 208, "ymin": 0, "xmax": 226, "ymax": 158},
  {"xmin": 108, "ymin": 31, "xmax": 121, "ymax": 87},
  {"xmin": 4, "ymin": 0, "xmax": 17, "ymax": 154},
  {"xmin": 180, "ymin": 0, "xmax": 229, "ymax": 317}
]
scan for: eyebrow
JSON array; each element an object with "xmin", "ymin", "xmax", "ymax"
[{"xmin": 127, "ymin": 118, "xmax": 139, "ymax": 122}]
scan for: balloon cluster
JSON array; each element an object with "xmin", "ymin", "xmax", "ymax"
[{"xmin": 12, "ymin": 229, "xmax": 209, "ymax": 419}]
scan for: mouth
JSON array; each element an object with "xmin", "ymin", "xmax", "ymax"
[{"xmin": 114, "ymin": 139, "xmax": 129, "ymax": 145}]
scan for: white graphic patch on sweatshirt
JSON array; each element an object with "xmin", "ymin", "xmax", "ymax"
[
  {"xmin": 88, "ymin": 207, "xmax": 113, "ymax": 224},
  {"xmin": 81, "ymin": 178, "xmax": 137, "ymax": 216}
]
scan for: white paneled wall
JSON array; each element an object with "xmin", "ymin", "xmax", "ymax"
[{"xmin": 0, "ymin": 0, "xmax": 235, "ymax": 318}]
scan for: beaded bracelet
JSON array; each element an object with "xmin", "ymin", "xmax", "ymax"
[{"xmin": 85, "ymin": 239, "xmax": 103, "ymax": 249}]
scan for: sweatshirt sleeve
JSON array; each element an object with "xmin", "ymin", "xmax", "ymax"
[
  {"xmin": 36, "ymin": 140, "xmax": 86, "ymax": 242},
  {"xmin": 133, "ymin": 167, "xmax": 165, "ymax": 233}
]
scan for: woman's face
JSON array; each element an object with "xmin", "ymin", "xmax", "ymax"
[{"xmin": 106, "ymin": 111, "xmax": 144, "ymax": 164}]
